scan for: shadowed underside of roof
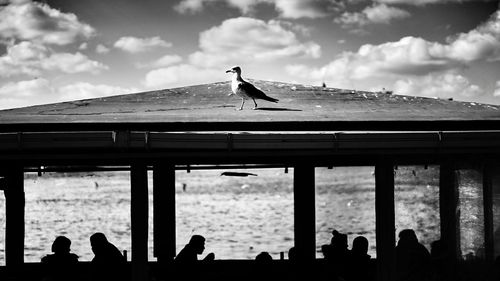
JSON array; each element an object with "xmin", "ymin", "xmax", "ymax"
[{"xmin": 0, "ymin": 80, "xmax": 499, "ymax": 132}]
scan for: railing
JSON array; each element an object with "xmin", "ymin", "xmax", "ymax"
[{"xmin": 1, "ymin": 131, "xmax": 500, "ymax": 152}]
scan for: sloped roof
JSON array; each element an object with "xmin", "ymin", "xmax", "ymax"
[{"xmin": 0, "ymin": 80, "xmax": 499, "ymax": 132}]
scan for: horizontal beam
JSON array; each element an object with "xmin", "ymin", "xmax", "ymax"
[
  {"xmin": 0, "ymin": 120, "xmax": 500, "ymax": 133},
  {"xmin": 2, "ymin": 131, "xmax": 500, "ymax": 153},
  {"xmin": 22, "ymin": 164, "xmax": 290, "ymax": 173}
]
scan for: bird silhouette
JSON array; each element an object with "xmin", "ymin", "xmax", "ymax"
[
  {"xmin": 225, "ymin": 66, "xmax": 278, "ymax": 110},
  {"xmin": 220, "ymin": 172, "xmax": 258, "ymax": 177}
]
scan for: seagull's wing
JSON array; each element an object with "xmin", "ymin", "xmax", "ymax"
[{"xmin": 239, "ymin": 81, "xmax": 278, "ymax": 103}]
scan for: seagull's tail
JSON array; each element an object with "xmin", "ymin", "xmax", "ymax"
[{"xmin": 262, "ymin": 95, "xmax": 279, "ymax": 103}]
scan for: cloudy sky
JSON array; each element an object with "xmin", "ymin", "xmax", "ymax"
[{"xmin": 0, "ymin": 0, "xmax": 499, "ymax": 109}]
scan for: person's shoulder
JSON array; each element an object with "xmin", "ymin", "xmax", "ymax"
[
  {"xmin": 68, "ymin": 253, "xmax": 79, "ymax": 262},
  {"xmin": 41, "ymin": 254, "xmax": 54, "ymax": 263}
]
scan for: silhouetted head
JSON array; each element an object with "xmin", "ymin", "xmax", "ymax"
[
  {"xmin": 188, "ymin": 235, "xmax": 206, "ymax": 255},
  {"xmin": 352, "ymin": 236, "xmax": 369, "ymax": 255},
  {"xmin": 255, "ymin": 251, "xmax": 273, "ymax": 263},
  {"xmin": 331, "ymin": 230, "xmax": 348, "ymax": 250},
  {"xmin": 90, "ymin": 232, "xmax": 109, "ymax": 255},
  {"xmin": 225, "ymin": 66, "xmax": 241, "ymax": 75},
  {"xmin": 398, "ymin": 229, "xmax": 418, "ymax": 246},
  {"xmin": 52, "ymin": 236, "xmax": 71, "ymax": 254}
]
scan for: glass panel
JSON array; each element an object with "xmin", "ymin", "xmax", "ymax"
[
  {"xmin": 24, "ymin": 171, "xmax": 131, "ymax": 262},
  {"xmin": 175, "ymin": 168, "xmax": 294, "ymax": 260},
  {"xmin": 315, "ymin": 166, "xmax": 376, "ymax": 258},
  {"xmin": 457, "ymin": 169, "xmax": 484, "ymax": 259},
  {"xmin": 394, "ymin": 165, "xmax": 440, "ymax": 252},
  {"xmin": 491, "ymin": 168, "xmax": 500, "ymax": 259}
]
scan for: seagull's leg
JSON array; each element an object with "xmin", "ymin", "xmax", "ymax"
[
  {"xmin": 237, "ymin": 98, "xmax": 245, "ymax": 110},
  {"xmin": 252, "ymin": 98, "xmax": 258, "ymax": 110}
]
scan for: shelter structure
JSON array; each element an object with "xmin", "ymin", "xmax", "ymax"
[{"xmin": 1, "ymin": 80, "xmax": 500, "ymax": 281}]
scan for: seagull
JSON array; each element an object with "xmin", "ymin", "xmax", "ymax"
[{"xmin": 225, "ymin": 66, "xmax": 279, "ymax": 110}]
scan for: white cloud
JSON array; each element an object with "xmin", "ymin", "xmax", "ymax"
[
  {"xmin": 188, "ymin": 17, "xmax": 321, "ymax": 68},
  {"xmin": 0, "ymin": 0, "xmax": 94, "ymax": 45},
  {"xmin": 0, "ymin": 41, "xmax": 108, "ymax": 77},
  {"xmin": 444, "ymin": 11, "xmax": 500, "ymax": 62},
  {"xmin": 79, "ymin": 43, "xmax": 88, "ymax": 50},
  {"xmin": 136, "ymin": 54, "xmax": 183, "ymax": 68},
  {"xmin": 393, "ymin": 72, "xmax": 483, "ymax": 98},
  {"xmin": 174, "ymin": 0, "xmax": 348, "ymax": 18},
  {"xmin": 95, "ymin": 44, "xmax": 110, "ymax": 54},
  {"xmin": 143, "ymin": 64, "xmax": 226, "ymax": 89},
  {"xmin": 57, "ymin": 82, "xmax": 138, "ymax": 101},
  {"xmin": 287, "ymin": 36, "xmax": 456, "ymax": 87},
  {"xmin": 494, "ymin": 81, "xmax": 500, "ymax": 96},
  {"xmin": 113, "ymin": 36, "xmax": 172, "ymax": 53},
  {"xmin": 335, "ymin": 3, "xmax": 410, "ymax": 28},
  {"xmin": 0, "ymin": 78, "xmax": 137, "ymax": 109},
  {"xmin": 43, "ymin": 52, "xmax": 108, "ymax": 74},
  {"xmin": 287, "ymin": 9, "xmax": 500, "ymax": 85},
  {"xmin": 174, "ymin": 0, "xmax": 211, "ymax": 14},
  {"xmin": 272, "ymin": 0, "xmax": 333, "ymax": 19}
]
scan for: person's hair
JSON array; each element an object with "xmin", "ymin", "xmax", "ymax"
[
  {"xmin": 255, "ymin": 251, "xmax": 273, "ymax": 262},
  {"xmin": 398, "ymin": 229, "xmax": 417, "ymax": 242},
  {"xmin": 90, "ymin": 232, "xmax": 108, "ymax": 246},
  {"xmin": 189, "ymin": 235, "xmax": 205, "ymax": 245},
  {"xmin": 52, "ymin": 236, "xmax": 71, "ymax": 253},
  {"xmin": 352, "ymin": 236, "xmax": 369, "ymax": 254}
]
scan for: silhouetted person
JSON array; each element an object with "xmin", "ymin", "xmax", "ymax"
[
  {"xmin": 347, "ymin": 236, "xmax": 373, "ymax": 281},
  {"xmin": 321, "ymin": 244, "xmax": 332, "ymax": 260},
  {"xmin": 175, "ymin": 235, "xmax": 215, "ymax": 263},
  {"xmin": 429, "ymin": 239, "xmax": 448, "ymax": 281},
  {"xmin": 89, "ymin": 232, "xmax": 126, "ymax": 281},
  {"xmin": 396, "ymin": 229, "xmax": 431, "ymax": 281},
  {"xmin": 41, "ymin": 236, "xmax": 79, "ymax": 281},
  {"xmin": 255, "ymin": 251, "xmax": 273, "ymax": 263},
  {"xmin": 331, "ymin": 230, "xmax": 349, "ymax": 259},
  {"xmin": 321, "ymin": 230, "xmax": 350, "ymax": 280},
  {"xmin": 288, "ymin": 247, "xmax": 296, "ymax": 261}
]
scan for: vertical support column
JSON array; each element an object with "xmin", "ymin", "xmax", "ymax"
[
  {"xmin": 131, "ymin": 164, "xmax": 149, "ymax": 281},
  {"xmin": 153, "ymin": 163, "xmax": 176, "ymax": 263},
  {"xmin": 4, "ymin": 164, "xmax": 25, "ymax": 269},
  {"xmin": 293, "ymin": 165, "xmax": 316, "ymax": 262},
  {"xmin": 439, "ymin": 163, "xmax": 460, "ymax": 259},
  {"xmin": 483, "ymin": 164, "xmax": 494, "ymax": 262},
  {"xmin": 375, "ymin": 160, "xmax": 396, "ymax": 281}
]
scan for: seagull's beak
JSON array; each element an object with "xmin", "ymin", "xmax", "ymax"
[{"xmin": 225, "ymin": 69, "xmax": 233, "ymax": 73}]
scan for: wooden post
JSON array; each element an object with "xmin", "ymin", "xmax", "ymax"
[
  {"xmin": 483, "ymin": 165, "xmax": 494, "ymax": 261},
  {"xmin": 4, "ymin": 164, "xmax": 25, "ymax": 268},
  {"xmin": 375, "ymin": 160, "xmax": 396, "ymax": 281},
  {"xmin": 131, "ymin": 164, "xmax": 149, "ymax": 281},
  {"xmin": 153, "ymin": 163, "xmax": 176, "ymax": 262},
  {"xmin": 439, "ymin": 163, "xmax": 460, "ymax": 259},
  {"xmin": 293, "ymin": 165, "xmax": 316, "ymax": 262}
]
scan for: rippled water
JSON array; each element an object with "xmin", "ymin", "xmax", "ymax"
[{"xmin": 0, "ymin": 166, "xmax": 492, "ymax": 264}]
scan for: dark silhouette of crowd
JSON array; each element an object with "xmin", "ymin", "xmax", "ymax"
[
  {"xmin": 40, "ymin": 230, "xmax": 499, "ymax": 281},
  {"xmin": 321, "ymin": 230, "xmax": 375, "ymax": 281},
  {"xmin": 41, "ymin": 233, "xmax": 126, "ymax": 281}
]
